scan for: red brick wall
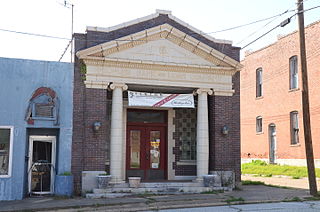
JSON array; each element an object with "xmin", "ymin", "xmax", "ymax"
[{"xmin": 241, "ymin": 21, "xmax": 320, "ymax": 161}]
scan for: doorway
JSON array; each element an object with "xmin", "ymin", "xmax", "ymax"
[
  {"xmin": 126, "ymin": 109, "xmax": 167, "ymax": 181},
  {"xmin": 269, "ymin": 124, "xmax": 276, "ymax": 164},
  {"xmin": 28, "ymin": 136, "xmax": 56, "ymax": 195}
]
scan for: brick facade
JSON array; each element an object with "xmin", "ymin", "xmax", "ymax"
[
  {"xmin": 241, "ymin": 21, "xmax": 320, "ymax": 166},
  {"xmin": 72, "ymin": 13, "xmax": 241, "ymax": 194}
]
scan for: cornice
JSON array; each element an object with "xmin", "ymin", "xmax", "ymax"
[{"xmin": 83, "ymin": 58, "xmax": 237, "ymax": 76}]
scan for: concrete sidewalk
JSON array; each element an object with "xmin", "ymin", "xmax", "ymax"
[
  {"xmin": 242, "ymin": 174, "xmax": 320, "ymax": 189},
  {"xmin": 0, "ymin": 185, "xmax": 314, "ymax": 212}
]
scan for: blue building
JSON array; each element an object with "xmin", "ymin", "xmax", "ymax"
[{"xmin": 0, "ymin": 57, "xmax": 73, "ymax": 200}]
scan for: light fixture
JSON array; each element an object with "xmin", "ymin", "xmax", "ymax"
[
  {"xmin": 93, "ymin": 121, "xmax": 102, "ymax": 132},
  {"xmin": 221, "ymin": 125, "xmax": 229, "ymax": 135}
]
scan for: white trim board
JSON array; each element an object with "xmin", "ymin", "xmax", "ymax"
[{"xmin": 0, "ymin": 126, "xmax": 14, "ymax": 178}]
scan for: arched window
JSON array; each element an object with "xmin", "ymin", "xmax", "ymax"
[{"xmin": 25, "ymin": 87, "xmax": 59, "ymax": 125}]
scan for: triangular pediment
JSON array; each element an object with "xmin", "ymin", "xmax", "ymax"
[
  {"xmin": 77, "ymin": 24, "xmax": 241, "ymax": 70},
  {"xmin": 107, "ymin": 39, "xmax": 214, "ymax": 66}
]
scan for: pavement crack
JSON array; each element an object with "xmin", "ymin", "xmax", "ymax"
[
  {"xmin": 304, "ymin": 201, "xmax": 316, "ymax": 209},
  {"xmin": 228, "ymin": 205, "xmax": 243, "ymax": 211}
]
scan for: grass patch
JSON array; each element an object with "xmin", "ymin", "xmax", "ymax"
[
  {"xmin": 304, "ymin": 196, "xmax": 320, "ymax": 201},
  {"xmin": 224, "ymin": 196, "xmax": 245, "ymax": 203},
  {"xmin": 283, "ymin": 197, "xmax": 302, "ymax": 202},
  {"xmin": 242, "ymin": 160, "xmax": 320, "ymax": 178},
  {"xmin": 242, "ymin": 180, "xmax": 265, "ymax": 185}
]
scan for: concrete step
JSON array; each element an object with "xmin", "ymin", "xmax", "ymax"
[
  {"xmin": 109, "ymin": 182, "xmax": 204, "ymax": 188},
  {"xmin": 88, "ymin": 186, "xmax": 229, "ymax": 198}
]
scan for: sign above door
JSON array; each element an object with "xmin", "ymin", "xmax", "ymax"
[{"xmin": 128, "ymin": 91, "xmax": 194, "ymax": 108}]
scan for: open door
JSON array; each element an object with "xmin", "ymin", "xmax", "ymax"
[{"xmin": 28, "ymin": 136, "xmax": 56, "ymax": 195}]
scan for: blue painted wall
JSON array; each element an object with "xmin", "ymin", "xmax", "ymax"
[{"xmin": 0, "ymin": 57, "xmax": 73, "ymax": 200}]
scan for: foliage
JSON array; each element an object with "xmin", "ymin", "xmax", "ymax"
[
  {"xmin": 242, "ymin": 160, "xmax": 320, "ymax": 178},
  {"xmin": 79, "ymin": 60, "xmax": 87, "ymax": 81},
  {"xmin": 224, "ymin": 196, "xmax": 244, "ymax": 203},
  {"xmin": 59, "ymin": 171, "xmax": 72, "ymax": 176}
]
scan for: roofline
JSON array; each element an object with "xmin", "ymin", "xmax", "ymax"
[{"xmin": 86, "ymin": 9, "xmax": 233, "ymax": 45}]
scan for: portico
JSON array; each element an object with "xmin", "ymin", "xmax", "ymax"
[{"xmin": 73, "ymin": 10, "xmax": 241, "ymax": 193}]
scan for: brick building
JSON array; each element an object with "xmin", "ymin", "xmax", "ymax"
[
  {"xmin": 241, "ymin": 20, "xmax": 320, "ymax": 166},
  {"xmin": 72, "ymin": 10, "xmax": 241, "ymax": 194}
]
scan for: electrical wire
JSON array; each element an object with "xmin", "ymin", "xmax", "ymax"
[
  {"xmin": 240, "ymin": 1, "xmax": 319, "ymax": 50},
  {"xmin": 0, "ymin": 6, "xmax": 318, "ymax": 44},
  {"xmin": 0, "ymin": 28, "xmax": 70, "ymax": 40},
  {"xmin": 58, "ymin": 39, "xmax": 73, "ymax": 61}
]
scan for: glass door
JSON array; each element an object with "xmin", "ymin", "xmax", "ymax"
[
  {"xmin": 28, "ymin": 136, "xmax": 56, "ymax": 195},
  {"xmin": 126, "ymin": 126, "xmax": 166, "ymax": 180}
]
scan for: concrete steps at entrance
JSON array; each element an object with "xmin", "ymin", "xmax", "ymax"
[{"xmin": 86, "ymin": 182, "xmax": 229, "ymax": 198}]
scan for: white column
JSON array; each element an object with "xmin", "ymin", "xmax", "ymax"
[
  {"xmin": 109, "ymin": 82, "xmax": 128, "ymax": 183},
  {"xmin": 196, "ymin": 88, "xmax": 213, "ymax": 181}
]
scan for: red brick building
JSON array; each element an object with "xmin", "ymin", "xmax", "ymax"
[
  {"xmin": 241, "ymin": 20, "xmax": 320, "ymax": 166},
  {"xmin": 72, "ymin": 10, "xmax": 241, "ymax": 194}
]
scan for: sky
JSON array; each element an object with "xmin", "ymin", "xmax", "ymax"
[{"xmin": 0, "ymin": 0, "xmax": 319, "ymax": 62}]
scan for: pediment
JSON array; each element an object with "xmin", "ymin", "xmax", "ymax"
[
  {"xmin": 77, "ymin": 24, "xmax": 242, "ymax": 70},
  {"xmin": 105, "ymin": 39, "xmax": 213, "ymax": 66}
]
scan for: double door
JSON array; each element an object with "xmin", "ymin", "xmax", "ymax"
[{"xmin": 126, "ymin": 126, "xmax": 166, "ymax": 180}]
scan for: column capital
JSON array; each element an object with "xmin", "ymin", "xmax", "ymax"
[
  {"xmin": 195, "ymin": 88, "xmax": 213, "ymax": 95},
  {"xmin": 109, "ymin": 82, "xmax": 128, "ymax": 91}
]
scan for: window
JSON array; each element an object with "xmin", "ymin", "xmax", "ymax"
[
  {"xmin": 290, "ymin": 111, "xmax": 299, "ymax": 145},
  {"xmin": 0, "ymin": 127, "xmax": 13, "ymax": 177},
  {"xmin": 289, "ymin": 56, "xmax": 298, "ymax": 89},
  {"xmin": 256, "ymin": 116, "xmax": 262, "ymax": 133},
  {"xmin": 256, "ymin": 68, "xmax": 263, "ymax": 97}
]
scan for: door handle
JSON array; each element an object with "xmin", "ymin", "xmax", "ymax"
[{"xmin": 146, "ymin": 152, "xmax": 149, "ymax": 160}]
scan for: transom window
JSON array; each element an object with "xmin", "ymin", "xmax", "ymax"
[
  {"xmin": 256, "ymin": 68, "xmax": 263, "ymax": 97},
  {"xmin": 290, "ymin": 111, "xmax": 299, "ymax": 145},
  {"xmin": 289, "ymin": 56, "xmax": 298, "ymax": 90}
]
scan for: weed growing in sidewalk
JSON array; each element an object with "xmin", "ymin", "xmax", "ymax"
[{"xmin": 224, "ymin": 196, "xmax": 244, "ymax": 203}]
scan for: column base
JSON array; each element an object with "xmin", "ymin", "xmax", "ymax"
[
  {"xmin": 193, "ymin": 177, "xmax": 204, "ymax": 183},
  {"xmin": 110, "ymin": 176, "xmax": 125, "ymax": 184}
]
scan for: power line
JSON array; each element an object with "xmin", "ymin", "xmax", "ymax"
[
  {"xmin": 0, "ymin": 28, "xmax": 70, "ymax": 40},
  {"xmin": 240, "ymin": 3, "xmax": 320, "ymax": 50},
  {"xmin": 59, "ymin": 39, "xmax": 73, "ymax": 61},
  {"xmin": 205, "ymin": 9, "xmax": 295, "ymax": 34},
  {"xmin": 0, "ymin": 5, "xmax": 318, "ymax": 46}
]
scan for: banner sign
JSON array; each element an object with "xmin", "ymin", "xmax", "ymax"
[{"xmin": 128, "ymin": 91, "xmax": 194, "ymax": 108}]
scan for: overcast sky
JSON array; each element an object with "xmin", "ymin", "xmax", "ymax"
[{"xmin": 0, "ymin": 0, "xmax": 319, "ymax": 62}]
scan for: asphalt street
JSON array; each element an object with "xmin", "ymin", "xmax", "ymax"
[{"xmin": 156, "ymin": 201, "xmax": 320, "ymax": 212}]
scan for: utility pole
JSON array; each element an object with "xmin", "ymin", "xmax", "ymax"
[{"xmin": 297, "ymin": 0, "xmax": 317, "ymax": 196}]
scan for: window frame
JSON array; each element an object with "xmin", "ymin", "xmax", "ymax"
[
  {"xmin": 256, "ymin": 68, "xmax": 263, "ymax": 97},
  {"xmin": 256, "ymin": 116, "xmax": 263, "ymax": 133},
  {"xmin": 289, "ymin": 55, "xmax": 299, "ymax": 90},
  {"xmin": 0, "ymin": 126, "xmax": 14, "ymax": 178},
  {"xmin": 290, "ymin": 111, "xmax": 299, "ymax": 145}
]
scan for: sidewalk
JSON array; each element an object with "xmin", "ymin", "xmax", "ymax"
[
  {"xmin": 242, "ymin": 174, "xmax": 320, "ymax": 189},
  {"xmin": 0, "ymin": 185, "xmax": 312, "ymax": 212}
]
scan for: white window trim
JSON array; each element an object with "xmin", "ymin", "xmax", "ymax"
[{"xmin": 0, "ymin": 126, "xmax": 14, "ymax": 178}]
